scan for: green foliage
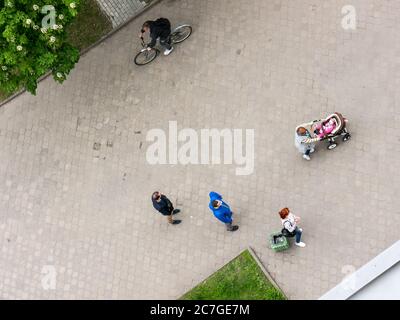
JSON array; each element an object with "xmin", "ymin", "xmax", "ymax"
[
  {"xmin": 181, "ymin": 250, "xmax": 287, "ymax": 300},
  {"xmin": 67, "ymin": 0, "xmax": 112, "ymax": 51},
  {"xmin": 0, "ymin": 0, "xmax": 81, "ymax": 95}
]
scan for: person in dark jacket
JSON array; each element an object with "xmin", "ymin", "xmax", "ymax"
[
  {"xmin": 208, "ymin": 192, "xmax": 239, "ymax": 232},
  {"xmin": 152, "ymin": 191, "xmax": 181, "ymax": 225},
  {"xmin": 139, "ymin": 18, "xmax": 174, "ymax": 56}
]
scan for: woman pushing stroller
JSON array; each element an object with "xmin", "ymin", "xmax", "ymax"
[
  {"xmin": 295, "ymin": 112, "xmax": 351, "ymax": 160},
  {"xmin": 295, "ymin": 126, "xmax": 320, "ymax": 161}
]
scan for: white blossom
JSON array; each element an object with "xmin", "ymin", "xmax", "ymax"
[
  {"xmin": 52, "ymin": 24, "xmax": 59, "ymax": 30},
  {"xmin": 33, "ymin": 4, "xmax": 39, "ymax": 11},
  {"xmin": 70, "ymin": 2, "xmax": 76, "ymax": 9},
  {"xmin": 56, "ymin": 72, "xmax": 63, "ymax": 78},
  {"xmin": 33, "ymin": 25, "xmax": 39, "ymax": 30},
  {"xmin": 16, "ymin": 45, "xmax": 23, "ymax": 51},
  {"xmin": 41, "ymin": 27, "xmax": 47, "ymax": 34},
  {"xmin": 58, "ymin": 14, "xmax": 64, "ymax": 20},
  {"xmin": 1, "ymin": 66, "xmax": 7, "ymax": 71},
  {"xmin": 26, "ymin": 19, "xmax": 32, "ymax": 25},
  {"xmin": 49, "ymin": 36, "xmax": 56, "ymax": 43}
]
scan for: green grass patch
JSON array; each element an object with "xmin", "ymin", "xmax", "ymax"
[
  {"xmin": 181, "ymin": 250, "xmax": 286, "ymax": 300},
  {"xmin": 0, "ymin": 90, "xmax": 10, "ymax": 101},
  {"xmin": 67, "ymin": 0, "xmax": 113, "ymax": 51}
]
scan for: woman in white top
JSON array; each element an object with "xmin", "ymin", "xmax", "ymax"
[{"xmin": 279, "ymin": 207, "xmax": 306, "ymax": 248}]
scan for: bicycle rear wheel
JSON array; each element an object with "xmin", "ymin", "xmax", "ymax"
[
  {"xmin": 170, "ymin": 25, "xmax": 192, "ymax": 44},
  {"xmin": 134, "ymin": 49, "xmax": 159, "ymax": 66}
]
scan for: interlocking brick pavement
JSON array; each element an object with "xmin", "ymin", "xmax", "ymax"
[
  {"xmin": 1, "ymin": 0, "xmax": 400, "ymax": 299},
  {"xmin": 96, "ymin": 0, "xmax": 151, "ymax": 27}
]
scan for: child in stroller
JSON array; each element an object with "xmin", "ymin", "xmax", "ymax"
[
  {"xmin": 314, "ymin": 117, "xmax": 338, "ymax": 139},
  {"xmin": 312, "ymin": 112, "xmax": 351, "ymax": 150}
]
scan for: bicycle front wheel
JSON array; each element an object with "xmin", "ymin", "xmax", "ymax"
[
  {"xmin": 170, "ymin": 25, "xmax": 192, "ymax": 44},
  {"xmin": 134, "ymin": 49, "xmax": 159, "ymax": 66}
]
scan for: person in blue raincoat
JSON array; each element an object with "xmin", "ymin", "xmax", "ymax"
[{"xmin": 208, "ymin": 192, "xmax": 239, "ymax": 232}]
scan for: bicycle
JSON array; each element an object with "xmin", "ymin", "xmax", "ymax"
[{"xmin": 134, "ymin": 24, "xmax": 192, "ymax": 66}]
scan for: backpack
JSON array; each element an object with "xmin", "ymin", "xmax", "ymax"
[
  {"xmin": 281, "ymin": 228, "xmax": 296, "ymax": 237},
  {"xmin": 281, "ymin": 220, "xmax": 296, "ymax": 238},
  {"xmin": 154, "ymin": 18, "xmax": 171, "ymax": 30}
]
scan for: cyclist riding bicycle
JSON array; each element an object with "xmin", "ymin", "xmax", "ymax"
[{"xmin": 139, "ymin": 18, "xmax": 174, "ymax": 56}]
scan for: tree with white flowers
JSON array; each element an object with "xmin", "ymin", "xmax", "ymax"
[{"xmin": 0, "ymin": 0, "xmax": 80, "ymax": 95}]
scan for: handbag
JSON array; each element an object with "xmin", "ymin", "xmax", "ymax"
[{"xmin": 281, "ymin": 221, "xmax": 296, "ymax": 238}]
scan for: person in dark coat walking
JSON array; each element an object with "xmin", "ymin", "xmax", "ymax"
[
  {"xmin": 208, "ymin": 191, "xmax": 239, "ymax": 232},
  {"xmin": 152, "ymin": 191, "xmax": 181, "ymax": 225}
]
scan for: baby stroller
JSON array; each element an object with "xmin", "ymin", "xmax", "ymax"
[{"xmin": 312, "ymin": 112, "xmax": 351, "ymax": 150}]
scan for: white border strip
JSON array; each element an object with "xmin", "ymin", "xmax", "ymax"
[{"xmin": 319, "ymin": 240, "xmax": 400, "ymax": 300}]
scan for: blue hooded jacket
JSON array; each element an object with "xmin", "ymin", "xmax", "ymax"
[{"xmin": 208, "ymin": 192, "xmax": 232, "ymax": 224}]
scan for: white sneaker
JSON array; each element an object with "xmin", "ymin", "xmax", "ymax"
[
  {"xmin": 164, "ymin": 47, "xmax": 174, "ymax": 56},
  {"xmin": 295, "ymin": 242, "xmax": 306, "ymax": 248},
  {"xmin": 310, "ymin": 148, "xmax": 315, "ymax": 154},
  {"xmin": 303, "ymin": 154, "xmax": 311, "ymax": 161}
]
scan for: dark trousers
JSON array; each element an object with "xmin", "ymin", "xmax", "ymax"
[
  {"xmin": 163, "ymin": 206, "xmax": 174, "ymax": 224},
  {"xmin": 226, "ymin": 222, "xmax": 234, "ymax": 231},
  {"xmin": 160, "ymin": 37, "xmax": 172, "ymax": 50}
]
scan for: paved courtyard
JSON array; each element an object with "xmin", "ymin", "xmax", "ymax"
[{"xmin": 1, "ymin": 0, "xmax": 400, "ymax": 299}]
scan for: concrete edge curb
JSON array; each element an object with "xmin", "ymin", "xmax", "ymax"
[
  {"xmin": 247, "ymin": 246, "xmax": 288, "ymax": 300},
  {"xmin": 0, "ymin": 0, "xmax": 162, "ymax": 108}
]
